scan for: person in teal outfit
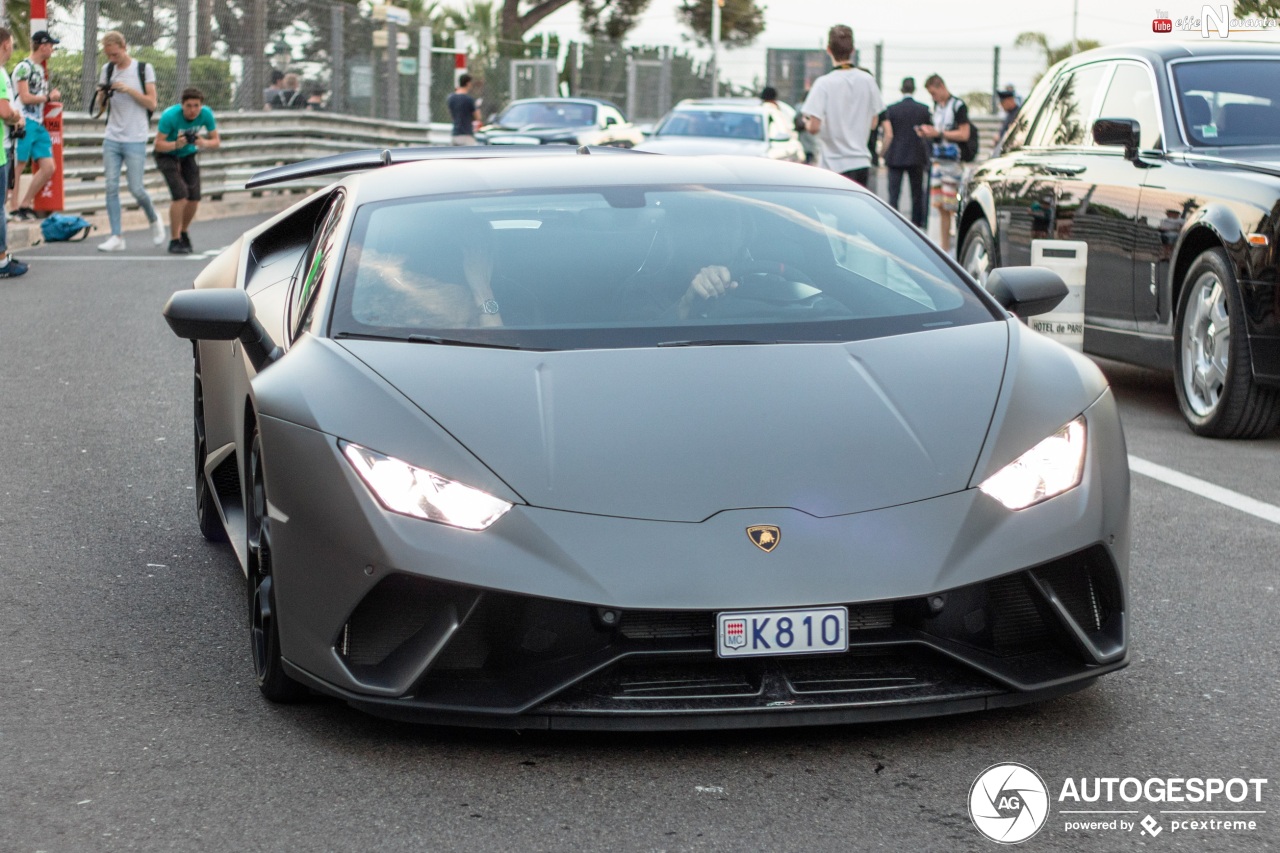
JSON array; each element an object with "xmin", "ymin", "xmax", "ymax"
[
  {"xmin": 0, "ymin": 27, "xmax": 28, "ymax": 278},
  {"xmin": 154, "ymin": 87, "xmax": 220, "ymax": 254}
]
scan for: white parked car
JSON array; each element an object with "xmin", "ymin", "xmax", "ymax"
[{"xmin": 637, "ymin": 99, "xmax": 804, "ymax": 162}]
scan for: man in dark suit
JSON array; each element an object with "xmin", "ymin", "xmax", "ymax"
[{"xmin": 878, "ymin": 77, "xmax": 932, "ymax": 228}]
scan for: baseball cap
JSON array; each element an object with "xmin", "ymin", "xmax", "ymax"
[
  {"xmin": 32, "ymin": 31, "xmax": 60, "ymax": 47},
  {"xmin": 996, "ymin": 85, "xmax": 1017, "ymax": 99}
]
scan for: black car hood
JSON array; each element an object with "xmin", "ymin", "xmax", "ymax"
[
  {"xmin": 339, "ymin": 323, "xmax": 1010, "ymax": 522},
  {"xmin": 1179, "ymin": 146, "xmax": 1280, "ymax": 178}
]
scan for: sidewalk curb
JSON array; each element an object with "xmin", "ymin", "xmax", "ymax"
[{"xmin": 7, "ymin": 190, "xmax": 305, "ymax": 252}]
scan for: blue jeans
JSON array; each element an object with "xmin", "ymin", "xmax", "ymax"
[
  {"xmin": 0, "ymin": 160, "xmax": 8, "ymax": 254},
  {"xmin": 103, "ymin": 139, "xmax": 158, "ymax": 237}
]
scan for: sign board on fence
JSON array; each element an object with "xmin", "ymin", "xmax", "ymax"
[
  {"xmin": 1029, "ymin": 239, "xmax": 1088, "ymax": 351},
  {"xmin": 398, "ymin": 57, "xmax": 417, "ymax": 75}
]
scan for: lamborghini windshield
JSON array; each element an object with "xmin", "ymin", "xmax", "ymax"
[{"xmin": 329, "ymin": 185, "xmax": 994, "ymax": 350}]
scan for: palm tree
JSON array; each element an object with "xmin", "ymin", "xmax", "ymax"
[
  {"xmin": 1015, "ymin": 31, "xmax": 1102, "ymax": 76},
  {"xmin": 439, "ymin": 1, "xmax": 503, "ymax": 67}
]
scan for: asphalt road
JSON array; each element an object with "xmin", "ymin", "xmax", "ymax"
[{"xmin": 1, "ymin": 214, "xmax": 1277, "ymax": 852}]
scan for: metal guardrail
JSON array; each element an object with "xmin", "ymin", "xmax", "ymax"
[
  {"xmin": 52, "ymin": 111, "xmax": 1007, "ymax": 216},
  {"xmin": 56, "ymin": 111, "xmax": 453, "ymax": 215}
]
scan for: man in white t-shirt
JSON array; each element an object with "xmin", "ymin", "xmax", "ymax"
[
  {"xmin": 92, "ymin": 30, "xmax": 164, "ymax": 252},
  {"xmin": 800, "ymin": 25, "xmax": 884, "ymax": 187}
]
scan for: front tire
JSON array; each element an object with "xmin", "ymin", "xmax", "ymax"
[
  {"xmin": 1173, "ymin": 248, "xmax": 1280, "ymax": 438},
  {"xmin": 960, "ymin": 218, "xmax": 998, "ymax": 290},
  {"xmin": 194, "ymin": 357, "xmax": 227, "ymax": 543},
  {"xmin": 246, "ymin": 423, "xmax": 308, "ymax": 703}
]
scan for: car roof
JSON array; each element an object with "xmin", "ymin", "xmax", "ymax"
[
  {"xmin": 1066, "ymin": 39, "xmax": 1280, "ymax": 65},
  {"xmin": 501, "ymin": 96, "xmax": 627, "ymax": 115},
  {"xmin": 671, "ymin": 101, "xmax": 770, "ymax": 115},
  {"xmin": 342, "ymin": 151, "xmax": 855, "ymax": 204}
]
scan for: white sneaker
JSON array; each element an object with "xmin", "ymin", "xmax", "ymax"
[
  {"xmin": 150, "ymin": 219, "xmax": 167, "ymax": 246},
  {"xmin": 97, "ymin": 234, "xmax": 127, "ymax": 252}
]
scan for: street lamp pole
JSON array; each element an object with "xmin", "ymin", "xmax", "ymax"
[{"xmin": 709, "ymin": 0, "xmax": 722, "ymax": 97}]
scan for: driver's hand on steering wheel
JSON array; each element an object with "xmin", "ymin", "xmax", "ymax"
[{"xmin": 677, "ymin": 265, "xmax": 738, "ymax": 318}]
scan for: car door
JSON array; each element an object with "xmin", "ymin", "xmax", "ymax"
[
  {"xmin": 980, "ymin": 72, "xmax": 1065, "ymax": 269},
  {"xmin": 1030, "ymin": 61, "xmax": 1144, "ymax": 327}
]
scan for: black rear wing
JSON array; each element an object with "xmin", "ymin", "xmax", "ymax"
[{"xmin": 245, "ymin": 145, "xmax": 643, "ymax": 189}]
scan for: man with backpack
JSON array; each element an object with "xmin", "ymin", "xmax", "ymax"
[
  {"xmin": 916, "ymin": 74, "xmax": 975, "ymax": 254},
  {"xmin": 268, "ymin": 73, "xmax": 305, "ymax": 110},
  {"xmin": 9, "ymin": 31, "xmax": 61, "ymax": 222},
  {"xmin": 92, "ymin": 30, "xmax": 165, "ymax": 252}
]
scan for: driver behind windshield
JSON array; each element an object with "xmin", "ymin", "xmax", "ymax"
[{"xmin": 621, "ymin": 199, "xmax": 749, "ymax": 321}]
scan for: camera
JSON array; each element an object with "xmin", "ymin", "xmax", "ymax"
[
  {"xmin": 10, "ymin": 123, "xmax": 25, "ymax": 140},
  {"xmin": 181, "ymin": 128, "xmax": 200, "ymax": 145}
]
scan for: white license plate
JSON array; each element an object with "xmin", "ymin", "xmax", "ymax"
[{"xmin": 716, "ymin": 607, "xmax": 849, "ymax": 658}]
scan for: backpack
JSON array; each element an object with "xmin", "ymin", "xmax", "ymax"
[
  {"xmin": 953, "ymin": 97, "xmax": 980, "ymax": 162},
  {"xmin": 40, "ymin": 213, "xmax": 93, "ymax": 242},
  {"xmin": 100, "ymin": 60, "xmax": 152, "ymax": 121}
]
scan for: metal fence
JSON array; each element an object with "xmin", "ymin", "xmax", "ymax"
[{"xmin": 44, "ymin": 1, "xmax": 1053, "ymax": 124}]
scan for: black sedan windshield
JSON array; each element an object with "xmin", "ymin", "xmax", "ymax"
[
  {"xmin": 330, "ymin": 185, "xmax": 994, "ymax": 349},
  {"xmin": 1174, "ymin": 59, "xmax": 1280, "ymax": 146}
]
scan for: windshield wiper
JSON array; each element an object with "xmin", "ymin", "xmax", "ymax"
[{"xmin": 408, "ymin": 334, "xmax": 543, "ymax": 351}]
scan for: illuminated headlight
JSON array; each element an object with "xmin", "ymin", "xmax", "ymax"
[
  {"xmin": 341, "ymin": 441, "xmax": 512, "ymax": 531},
  {"xmin": 978, "ymin": 417, "xmax": 1087, "ymax": 510}
]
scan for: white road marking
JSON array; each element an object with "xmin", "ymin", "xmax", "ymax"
[{"xmin": 1129, "ymin": 455, "xmax": 1280, "ymax": 525}]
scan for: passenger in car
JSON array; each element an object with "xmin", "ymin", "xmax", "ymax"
[{"xmin": 350, "ymin": 215, "xmax": 505, "ymax": 329}]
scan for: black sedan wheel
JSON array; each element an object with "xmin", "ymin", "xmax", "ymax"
[
  {"xmin": 246, "ymin": 424, "xmax": 308, "ymax": 703},
  {"xmin": 193, "ymin": 357, "xmax": 227, "ymax": 542},
  {"xmin": 1174, "ymin": 248, "xmax": 1280, "ymax": 438},
  {"xmin": 960, "ymin": 219, "xmax": 997, "ymax": 289}
]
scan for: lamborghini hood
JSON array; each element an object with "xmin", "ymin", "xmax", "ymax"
[{"xmin": 340, "ymin": 323, "xmax": 1009, "ymax": 522}]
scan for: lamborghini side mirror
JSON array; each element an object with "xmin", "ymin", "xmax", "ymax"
[
  {"xmin": 163, "ymin": 289, "xmax": 281, "ymax": 370},
  {"xmin": 985, "ymin": 267, "xmax": 1068, "ymax": 318}
]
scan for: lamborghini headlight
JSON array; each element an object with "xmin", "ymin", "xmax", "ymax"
[
  {"xmin": 341, "ymin": 441, "xmax": 512, "ymax": 531},
  {"xmin": 978, "ymin": 417, "xmax": 1087, "ymax": 511}
]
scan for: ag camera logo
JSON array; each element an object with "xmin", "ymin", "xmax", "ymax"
[{"xmin": 969, "ymin": 763, "xmax": 1050, "ymax": 844}]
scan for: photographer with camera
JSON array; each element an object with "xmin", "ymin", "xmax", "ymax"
[
  {"xmin": 93, "ymin": 31, "xmax": 163, "ymax": 252},
  {"xmin": 0, "ymin": 27, "xmax": 28, "ymax": 277},
  {"xmin": 154, "ymin": 88, "xmax": 219, "ymax": 255}
]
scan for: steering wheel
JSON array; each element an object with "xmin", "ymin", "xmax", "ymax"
[{"xmin": 694, "ymin": 260, "xmax": 826, "ymax": 319}]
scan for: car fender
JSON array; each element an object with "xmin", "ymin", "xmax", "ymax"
[
  {"xmin": 1169, "ymin": 202, "xmax": 1247, "ymax": 288},
  {"xmin": 248, "ymin": 334, "xmax": 523, "ymax": 505},
  {"xmin": 957, "ymin": 181, "xmax": 997, "ymax": 255}
]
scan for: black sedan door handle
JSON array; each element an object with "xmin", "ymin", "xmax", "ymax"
[{"xmin": 1038, "ymin": 162, "xmax": 1087, "ymax": 177}]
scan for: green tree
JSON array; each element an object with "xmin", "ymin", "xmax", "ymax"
[
  {"xmin": 1015, "ymin": 31, "xmax": 1103, "ymax": 71},
  {"xmin": 676, "ymin": 0, "xmax": 767, "ymax": 48},
  {"xmin": 1236, "ymin": 0, "xmax": 1280, "ymax": 17}
]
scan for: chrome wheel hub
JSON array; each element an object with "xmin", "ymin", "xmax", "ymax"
[{"xmin": 1181, "ymin": 272, "xmax": 1230, "ymax": 417}]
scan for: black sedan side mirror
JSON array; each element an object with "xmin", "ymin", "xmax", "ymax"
[
  {"xmin": 1093, "ymin": 117, "xmax": 1141, "ymax": 160},
  {"xmin": 163, "ymin": 289, "xmax": 281, "ymax": 370},
  {"xmin": 986, "ymin": 267, "xmax": 1068, "ymax": 318}
]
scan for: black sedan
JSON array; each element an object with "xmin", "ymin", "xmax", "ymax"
[
  {"xmin": 479, "ymin": 97, "xmax": 645, "ymax": 148},
  {"xmin": 959, "ymin": 41, "xmax": 1280, "ymax": 438}
]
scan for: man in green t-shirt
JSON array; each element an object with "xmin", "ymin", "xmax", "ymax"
[
  {"xmin": 0, "ymin": 27, "xmax": 29, "ymax": 278},
  {"xmin": 154, "ymin": 87, "xmax": 220, "ymax": 254}
]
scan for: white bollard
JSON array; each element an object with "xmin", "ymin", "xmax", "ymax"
[{"xmin": 1029, "ymin": 239, "xmax": 1088, "ymax": 351}]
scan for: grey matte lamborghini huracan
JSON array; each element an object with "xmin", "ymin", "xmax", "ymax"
[{"xmin": 163, "ymin": 147, "xmax": 1130, "ymax": 729}]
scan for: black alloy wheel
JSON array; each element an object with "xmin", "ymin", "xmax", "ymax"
[
  {"xmin": 959, "ymin": 219, "xmax": 998, "ymax": 290},
  {"xmin": 246, "ymin": 423, "xmax": 308, "ymax": 703},
  {"xmin": 194, "ymin": 354, "xmax": 227, "ymax": 542},
  {"xmin": 1173, "ymin": 248, "xmax": 1280, "ymax": 438}
]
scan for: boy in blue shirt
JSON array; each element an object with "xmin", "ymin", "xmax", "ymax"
[{"xmin": 154, "ymin": 87, "xmax": 220, "ymax": 254}]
